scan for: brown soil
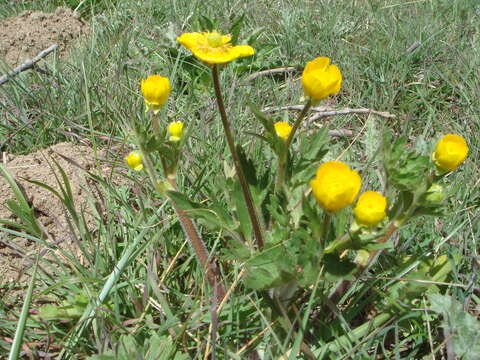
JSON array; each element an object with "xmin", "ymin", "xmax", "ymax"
[
  {"xmin": 0, "ymin": 142, "xmax": 121, "ymax": 288},
  {"xmin": 0, "ymin": 7, "xmax": 89, "ymax": 68}
]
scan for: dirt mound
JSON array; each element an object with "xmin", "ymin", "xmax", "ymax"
[
  {"xmin": 0, "ymin": 7, "xmax": 89, "ymax": 68},
  {"xmin": 0, "ymin": 142, "xmax": 122, "ymax": 286}
]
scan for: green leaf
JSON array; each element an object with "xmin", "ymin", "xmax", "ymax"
[
  {"xmin": 383, "ymin": 133, "xmax": 430, "ymax": 191},
  {"xmin": 323, "ymin": 254, "xmax": 356, "ymax": 280},
  {"xmin": 232, "ymin": 179, "xmax": 253, "ymax": 242},
  {"xmin": 429, "ymin": 294, "xmax": 480, "ymax": 359},
  {"xmin": 243, "ymin": 245, "xmax": 295, "ymax": 290},
  {"xmin": 248, "ymin": 103, "xmax": 275, "ymax": 134},
  {"xmin": 167, "ymin": 190, "xmax": 234, "ymax": 231},
  {"xmin": 229, "ymin": 14, "xmax": 245, "ymax": 44},
  {"xmin": 223, "ymin": 236, "xmax": 251, "ymax": 262},
  {"xmin": 236, "ymin": 145, "xmax": 258, "ymax": 186},
  {"xmin": 197, "ymin": 15, "xmax": 215, "ymax": 31},
  {"xmin": 299, "ymin": 125, "xmax": 329, "ymax": 161}
]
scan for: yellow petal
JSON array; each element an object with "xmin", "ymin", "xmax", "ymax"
[
  {"xmin": 176, "ymin": 32, "xmax": 204, "ymax": 50},
  {"xmin": 311, "ymin": 161, "xmax": 361, "ymax": 212},
  {"xmin": 177, "ymin": 31, "xmax": 254, "ymax": 64},
  {"xmin": 433, "ymin": 134, "xmax": 468, "ymax": 172},
  {"xmin": 304, "ymin": 57, "xmax": 330, "ymax": 74},
  {"xmin": 353, "ymin": 191, "xmax": 387, "ymax": 226}
]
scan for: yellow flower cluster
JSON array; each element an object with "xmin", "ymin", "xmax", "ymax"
[
  {"xmin": 310, "ymin": 162, "xmax": 388, "ymax": 226},
  {"xmin": 177, "ymin": 31, "xmax": 255, "ymax": 64},
  {"xmin": 433, "ymin": 134, "xmax": 468, "ymax": 172}
]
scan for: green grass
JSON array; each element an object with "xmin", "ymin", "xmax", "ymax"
[{"xmin": 0, "ymin": 0, "xmax": 479, "ymax": 358}]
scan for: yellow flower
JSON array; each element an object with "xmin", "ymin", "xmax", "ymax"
[
  {"xmin": 176, "ymin": 31, "xmax": 255, "ymax": 64},
  {"xmin": 301, "ymin": 57, "xmax": 342, "ymax": 101},
  {"xmin": 125, "ymin": 150, "xmax": 143, "ymax": 171},
  {"xmin": 274, "ymin": 121, "xmax": 292, "ymax": 140},
  {"xmin": 353, "ymin": 191, "xmax": 387, "ymax": 226},
  {"xmin": 168, "ymin": 121, "xmax": 184, "ymax": 142},
  {"xmin": 310, "ymin": 161, "xmax": 361, "ymax": 212},
  {"xmin": 432, "ymin": 134, "xmax": 468, "ymax": 172},
  {"xmin": 140, "ymin": 75, "xmax": 171, "ymax": 113}
]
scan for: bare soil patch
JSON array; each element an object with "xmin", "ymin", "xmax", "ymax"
[
  {"xmin": 0, "ymin": 142, "xmax": 121, "ymax": 288},
  {"xmin": 0, "ymin": 7, "xmax": 89, "ymax": 68}
]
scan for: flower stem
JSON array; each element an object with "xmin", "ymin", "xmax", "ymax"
[
  {"xmin": 320, "ymin": 212, "xmax": 332, "ymax": 246},
  {"xmin": 275, "ymin": 151, "xmax": 287, "ymax": 192},
  {"xmin": 211, "ymin": 65, "xmax": 264, "ymax": 249},
  {"xmin": 285, "ymin": 99, "xmax": 312, "ymax": 150},
  {"xmin": 164, "ymin": 171, "xmax": 226, "ymax": 302},
  {"xmin": 130, "ymin": 118, "xmax": 225, "ymax": 301},
  {"xmin": 274, "ymin": 100, "xmax": 312, "ymax": 191}
]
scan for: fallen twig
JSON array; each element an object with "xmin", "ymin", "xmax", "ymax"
[
  {"xmin": 309, "ymin": 108, "xmax": 395, "ymax": 120},
  {"xmin": 0, "ymin": 44, "xmax": 58, "ymax": 85},
  {"xmin": 316, "ymin": 127, "xmax": 354, "ymax": 137},
  {"xmin": 263, "ymin": 105, "xmax": 333, "ymax": 113},
  {"xmin": 245, "ymin": 66, "xmax": 298, "ymax": 82},
  {"xmin": 263, "ymin": 105, "xmax": 395, "ymax": 119}
]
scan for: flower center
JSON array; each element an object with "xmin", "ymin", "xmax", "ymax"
[{"xmin": 206, "ymin": 32, "xmax": 224, "ymax": 47}]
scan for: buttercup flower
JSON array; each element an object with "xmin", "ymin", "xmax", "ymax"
[
  {"xmin": 141, "ymin": 75, "xmax": 171, "ymax": 113},
  {"xmin": 274, "ymin": 121, "xmax": 292, "ymax": 141},
  {"xmin": 168, "ymin": 121, "xmax": 184, "ymax": 142},
  {"xmin": 125, "ymin": 150, "xmax": 143, "ymax": 171},
  {"xmin": 353, "ymin": 191, "xmax": 387, "ymax": 226},
  {"xmin": 176, "ymin": 31, "xmax": 255, "ymax": 64},
  {"xmin": 302, "ymin": 57, "xmax": 342, "ymax": 101},
  {"xmin": 310, "ymin": 161, "xmax": 361, "ymax": 212},
  {"xmin": 432, "ymin": 134, "xmax": 468, "ymax": 172}
]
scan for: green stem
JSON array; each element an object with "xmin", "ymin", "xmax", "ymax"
[
  {"xmin": 151, "ymin": 112, "xmax": 161, "ymax": 137},
  {"xmin": 320, "ymin": 212, "xmax": 332, "ymax": 246},
  {"xmin": 211, "ymin": 65, "xmax": 264, "ymax": 249},
  {"xmin": 161, "ymin": 159, "xmax": 226, "ymax": 302},
  {"xmin": 285, "ymin": 99, "xmax": 312, "ymax": 150},
  {"xmin": 275, "ymin": 151, "xmax": 287, "ymax": 192},
  {"xmin": 129, "ymin": 118, "xmax": 225, "ymax": 301},
  {"xmin": 324, "ymin": 312, "xmax": 393, "ymax": 354},
  {"xmin": 274, "ymin": 100, "xmax": 312, "ymax": 191},
  {"xmin": 272, "ymin": 295, "xmax": 317, "ymax": 360}
]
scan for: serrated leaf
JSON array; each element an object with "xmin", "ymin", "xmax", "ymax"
[
  {"xmin": 249, "ymin": 103, "xmax": 275, "ymax": 134},
  {"xmin": 244, "ymin": 258, "xmax": 295, "ymax": 290},
  {"xmin": 429, "ymin": 294, "xmax": 480, "ymax": 359},
  {"xmin": 299, "ymin": 126, "xmax": 330, "ymax": 161},
  {"xmin": 237, "ymin": 145, "xmax": 258, "ymax": 186},
  {"xmin": 229, "ymin": 13, "xmax": 245, "ymax": 44},
  {"xmin": 363, "ymin": 116, "xmax": 381, "ymax": 162},
  {"xmin": 167, "ymin": 191, "xmax": 233, "ymax": 231},
  {"xmin": 323, "ymin": 254, "xmax": 356, "ymax": 280},
  {"xmin": 232, "ymin": 180, "xmax": 253, "ymax": 242},
  {"xmin": 383, "ymin": 134, "xmax": 430, "ymax": 191}
]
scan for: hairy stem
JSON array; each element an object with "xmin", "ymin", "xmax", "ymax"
[
  {"xmin": 211, "ymin": 65, "xmax": 264, "ymax": 249},
  {"xmin": 165, "ymin": 168, "xmax": 226, "ymax": 302}
]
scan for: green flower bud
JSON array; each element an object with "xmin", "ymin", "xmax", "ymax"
[{"xmin": 425, "ymin": 184, "xmax": 445, "ymax": 203}]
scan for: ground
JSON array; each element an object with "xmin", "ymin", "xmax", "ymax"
[
  {"xmin": 0, "ymin": 7, "xmax": 93, "ymax": 290},
  {"xmin": 0, "ymin": 7, "xmax": 88, "ymax": 68}
]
